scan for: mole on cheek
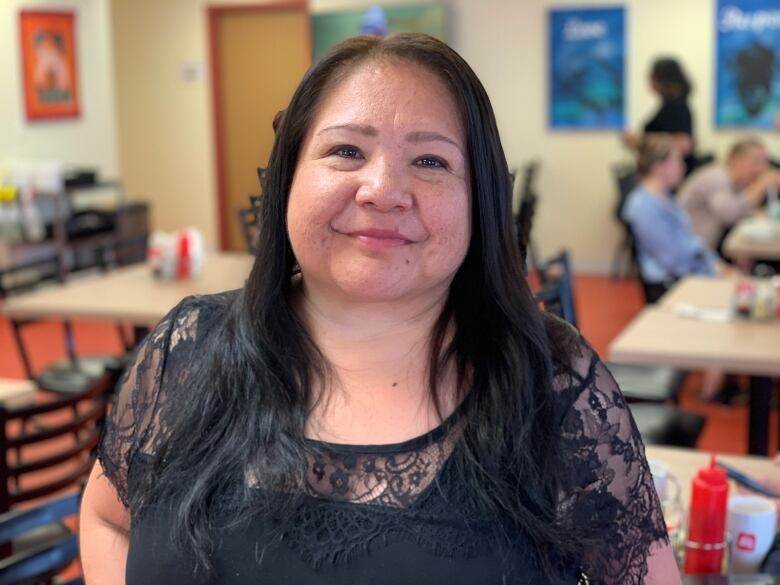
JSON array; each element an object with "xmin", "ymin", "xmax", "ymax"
[{"xmin": 405, "ymin": 259, "xmax": 410, "ymax": 265}]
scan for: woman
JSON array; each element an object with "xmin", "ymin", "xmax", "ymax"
[
  {"xmin": 622, "ymin": 134, "xmax": 725, "ymax": 303},
  {"xmin": 81, "ymin": 34, "xmax": 679, "ymax": 584},
  {"xmin": 624, "ymin": 58, "xmax": 696, "ymax": 174}
]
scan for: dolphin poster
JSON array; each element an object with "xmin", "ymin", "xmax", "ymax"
[
  {"xmin": 549, "ymin": 7, "xmax": 626, "ymax": 130},
  {"xmin": 716, "ymin": 0, "xmax": 780, "ymax": 128}
]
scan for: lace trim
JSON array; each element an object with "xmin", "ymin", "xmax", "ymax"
[{"xmin": 280, "ymin": 470, "xmax": 492, "ymax": 568}]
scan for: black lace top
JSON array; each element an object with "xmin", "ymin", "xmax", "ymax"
[{"xmin": 98, "ymin": 292, "xmax": 668, "ymax": 585}]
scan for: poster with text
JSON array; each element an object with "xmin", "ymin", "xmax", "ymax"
[
  {"xmin": 20, "ymin": 10, "xmax": 80, "ymax": 121},
  {"xmin": 549, "ymin": 7, "xmax": 625, "ymax": 130},
  {"xmin": 716, "ymin": 0, "xmax": 780, "ymax": 128},
  {"xmin": 312, "ymin": 4, "xmax": 445, "ymax": 61}
]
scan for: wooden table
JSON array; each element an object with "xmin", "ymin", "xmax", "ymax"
[
  {"xmin": 609, "ymin": 277, "xmax": 780, "ymax": 455},
  {"xmin": 724, "ymin": 214, "xmax": 780, "ymax": 261},
  {"xmin": 646, "ymin": 446, "xmax": 779, "ymax": 510},
  {"xmin": 0, "ymin": 252, "xmax": 253, "ymax": 326}
]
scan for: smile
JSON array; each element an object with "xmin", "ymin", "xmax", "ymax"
[{"xmin": 342, "ymin": 229, "xmax": 414, "ymax": 249}]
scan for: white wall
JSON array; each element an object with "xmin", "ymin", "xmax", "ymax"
[
  {"xmin": 110, "ymin": 0, "xmax": 780, "ymax": 270},
  {"xmin": 0, "ymin": 0, "xmax": 120, "ymax": 179}
]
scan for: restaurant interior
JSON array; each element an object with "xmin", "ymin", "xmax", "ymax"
[{"xmin": 1, "ymin": 0, "xmax": 779, "ymax": 582}]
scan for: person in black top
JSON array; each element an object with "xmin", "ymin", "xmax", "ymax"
[
  {"xmin": 625, "ymin": 58, "xmax": 696, "ymax": 174},
  {"xmin": 80, "ymin": 34, "xmax": 680, "ymax": 584}
]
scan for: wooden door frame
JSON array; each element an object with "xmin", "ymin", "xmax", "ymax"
[{"xmin": 207, "ymin": 0, "xmax": 310, "ymax": 251}]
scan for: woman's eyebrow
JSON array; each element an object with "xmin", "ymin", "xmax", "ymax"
[
  {"xmin": 405, "ymin": 131, "xmax": 463, "ymax": 155},
  {"xmin": 317, "ymin": 123, "xmax": 378, "ymax": 137}
]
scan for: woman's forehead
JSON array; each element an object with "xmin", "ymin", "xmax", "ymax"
[{"xmin": 308, "ymin": 60, "xmax": 465, "ymax": 141}]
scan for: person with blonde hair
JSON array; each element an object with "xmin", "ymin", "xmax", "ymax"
[{"xmin": 622, "ymin": 134, "xmax": 725, "ymax": 302}]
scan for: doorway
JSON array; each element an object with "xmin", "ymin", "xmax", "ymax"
[{"xmin": 209, "ymin": 2, "xmax": 311, "ymax": 251}]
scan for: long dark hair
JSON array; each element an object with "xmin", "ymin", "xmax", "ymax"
[
  {"xmin": 651, "ymin": 57, "xmax": 692, "ymax": 100},
  {"xmin": 137, "ymin": 34, "xmax": 582, "ymax": 577}
]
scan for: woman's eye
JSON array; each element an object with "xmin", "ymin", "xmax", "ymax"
[
  {"xmin": 332, "ymin": 146, "xmax": 362, "ymax": 159},
  {"xmin": 416, "ymin": 157, "xmax": 447, "ymax": 169}
]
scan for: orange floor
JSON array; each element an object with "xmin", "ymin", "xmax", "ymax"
[{"xmin": 1, "ymin": 275, "xmax": 777, "ymax": 459}]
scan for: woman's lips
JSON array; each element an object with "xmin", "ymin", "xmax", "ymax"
[{"xmin": 344, "ymin": 229, "xmax": 413, "ymax": 249}]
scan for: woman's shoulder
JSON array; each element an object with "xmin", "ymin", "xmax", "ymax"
[
  {"xmin": 156, "ymin": 289, "xmax": 241, "ymax": 356},
  {"xmin": 622, "ymin": 186, "xmax": 651, "ymax": 220},
  {"xmin": 542, "ymin": 314, "xmax": 613, "ymax": 420},
  {"xmin": 544, "ymin": 314, "xmax": 597, "ymax": 387}
]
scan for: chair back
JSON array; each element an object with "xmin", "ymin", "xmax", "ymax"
[
  {"xmin": 515, "ymin": 161, "xmax": 541, "ymax": 272},
  {"xmin": 0, "ymin": 374, "xmax": 113, "ymax": 514},
  {"xmin": 533, "ymin": 250, "xmax": 578, "ymax": 329},
  {"xmin": 237, "ymin": 194, "xmax": 263, "ymax": 254},
  {"xmin": 0, "ymin": 492, "xmax": 81, "ymax": 585},
  {"xmin": 612, "ymin": 162, "xmax": 638, "ymax": 223},
  {"xmin": 519, "ymin": 161, "xmax": 540, "ymax": 200}
]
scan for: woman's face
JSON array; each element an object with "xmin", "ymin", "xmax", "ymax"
[
  {"xmin": 287, "ymin": 60, "xmax": 471, "ymax": 303},
  {"xmin": 656, "ymin": 148, "xmax": 685, "ymax": 188}
]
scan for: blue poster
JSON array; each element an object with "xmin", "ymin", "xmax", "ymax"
[
  {"xmin": 549, "ymin": 7, "xmax": 626, "ymax": 130},
  {"xmin": 716, "ymin": 0, "xmax": 780, "ymax": 128}
]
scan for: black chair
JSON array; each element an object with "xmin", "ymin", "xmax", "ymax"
[
  {"xmin": 237, "ymin": 194, "xmax": 263, "ymax": 254},
  {"xmin": 532, "ymin": 251, "xmax": 705, "ymax": 447},
  {"xmin": 0, "ymin": 372, "xmax": 113, "ymax": 513},
  {"xmin": 515, "ymin": 161, "xmax": 540, "ymax": 273},
  {"xmin": 0, "ymin": 255, "xmax": 123, "ymax": 395},
  {"xmin": 0, "ymin": 492, "xmax": 83, "ymax": 585},
  {"xmin": 0, "ymin": 373, "xmax": 114, "ymax": 584},
  {"xmin": 534, "ymin": 251, "xmax": 576, "ymax": 327},
  {"xmin": 610, "ymin": 163, "xmax": 639, "ymax": 280}
]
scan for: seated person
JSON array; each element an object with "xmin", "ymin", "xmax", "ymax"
[
  {"xmin": 622, "ymin": 134, "xmax": 725, "ymax": 303},
  {"xmin": 678, "ymin": 138, "xmax": 780, "ymax": 251}
]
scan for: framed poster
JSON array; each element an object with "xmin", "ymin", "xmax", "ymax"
[
  {"xmin": 19, "ymin": 10, "xmax": 80, "ymax": 121},
  {"xmin": 549, "ymin": 7, "xmax": 626, "ymax": 130},
  {"xmin": 716, "ymin": 0, "xmax": 780, "ymax": 128},
  {"xmin": 312, "ymin": 4, "xmax": 445, "ymax": 60}
]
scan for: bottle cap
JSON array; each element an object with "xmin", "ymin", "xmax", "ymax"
[{"xmin": 697, "ymin": 454, "xmax": 727, "ymax": 486}]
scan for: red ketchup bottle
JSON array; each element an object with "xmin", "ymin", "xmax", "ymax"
[
  {"xmin": 177, "ymin": 230, "xmax": 190, "ymax": 280},
  {"xmin": 683, "ymin": 455, "xmax": 729, "ymax": 575}
]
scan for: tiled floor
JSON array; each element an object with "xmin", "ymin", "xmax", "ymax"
[{"xmin": 0, "ymin": 275, "xmax": 777, "ymax": 458}]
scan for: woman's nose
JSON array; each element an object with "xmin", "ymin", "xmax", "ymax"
[{"xmin": 354, "ymin": 157, "xmax": 413, "ymax": 212}]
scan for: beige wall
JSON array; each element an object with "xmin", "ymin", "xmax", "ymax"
[
  {"xmin": 454, "ymin": 0, "xmax": 780, "ymax": 271},
  {"xmin": 111, "ymin": 0, "xmax": 780, "ymax": 269},
  {"xmin": 0, "ymin": 0, "xmax": 119, "ymax": 178}
]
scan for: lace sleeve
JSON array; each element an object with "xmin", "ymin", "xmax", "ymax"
[
  {"xmin": 554, "ymin": 341, "xmax": 668, "ymax": 584},
  {"xmin": 97, "ymin": 297, "xmax": 199, "ymax": 508}
]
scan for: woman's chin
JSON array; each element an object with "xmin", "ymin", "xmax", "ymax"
[{"xmin": 332, "ymin": 279, "xmax": 411, "ymax": 303}]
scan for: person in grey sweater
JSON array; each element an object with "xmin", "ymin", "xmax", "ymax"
[{"xmin": 678, "ymin": 138, "xmax": 780, "ymax": 250}]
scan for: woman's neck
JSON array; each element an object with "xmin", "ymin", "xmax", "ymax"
[
  {"xmin": 641, "ymin": 176, "xmax": 670, "ymax": 199},
  {"xmin": 295, "ymin": 280, "xmax": 457, "ymax": 443}
]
